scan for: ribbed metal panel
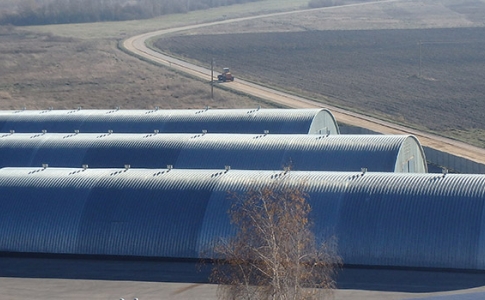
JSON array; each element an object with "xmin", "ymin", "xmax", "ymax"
[
  {"xmin": 0, "ymin": 168, "xmax": 485, "ymax": 270},
  {"xmin": 0, "ymin": 108, "xmax": 338, "ymax": 134},
  {"xmin": 0, "ymin": 168, "xmax": 219, "ymax": 258},
  {"xmin": 0, "ymin": 133, "xmax": 426, "ymax": 173}
]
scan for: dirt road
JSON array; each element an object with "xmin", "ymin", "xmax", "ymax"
[{"xmin": 122, "ymin": 2, "xmax": 485, "ymax": 166}]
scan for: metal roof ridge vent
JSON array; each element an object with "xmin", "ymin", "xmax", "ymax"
[
  {"xmin": 110, "ymin": 167, "xmax": 130, "ymax": 176},
  {"xmin": 429, "ymin": 169, "xmax": 451, "ymax": 182},
  {"xmin": 40, "ymin": 107, "xmax": 54, "ymax": 114},
  {"xmin": 316, "ymin": 129, "xmax": 331, "ymax": 139},
  {"xmin": 63, "ymin": 129, "xmax": 80, "ymax": 139},
  {"xmin": 30, "ymin": 130, "xmax": 46, "ymax": 139},
  {"xmin": 318, "ymin": 127, "xmax": 331, "ymax": 136},
  {"xmin": 347, "ymin": 169, "xmax": 367, "ymax": 180},
  {"xmin": 69, "ymin": 165, "xmax": 88, "ymax": 175},
  {"xmin": 270, "ymin": 169, "xmax": 289, "ymax": 180},
  {"xmin": 106, "ymin": 107, "xmax": 120, "ymax": 114},
  {"xmin": 253, "ymin": 130, "xmax": 269, "ymax": 139},
  {"xmin": 211, "ymin": 166, "xmax": 229, "ymax": 178},
  {"xmin": 28, "ymin": 164, "xmax": 49, "ymax": 175},
  {"xmin": 152, "ymin": 165, "xmax": 173, "ymax": 177},
  {"xmin": 195, "ymin": 106, "xmax": 210, "ymax": 114},
  {"xmin": 145, "ymin": 107, "xmax": 160, "ymax": 115},
  {"xmin": 247, "ymin": 106, "xmax": 261, "ymax": 114},
  {"xmin": 191, "ymin": 130, "xmax": 207, "ymax": 139},
  {"xmin": 143, "ymin": 129, "xmax": 160, "ymax": 138},
  {"xmin": 442, "ymin": 167, "xmax": 448, "ymax": 178},
  {"xmin": 97, "ymin": 130, "xmax": 113, "ymax": 138},
  {"xmin": 1, "ymin": 130, "xmax": 15, "ymax": 138},
  {"xmin": 67, "ymin": 107, "xmax": 81, "ymax": 114}
]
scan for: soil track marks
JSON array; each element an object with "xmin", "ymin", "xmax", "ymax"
[{"xmin": 155, "ymin": 27, "xmax": 485, "ymax": 147}]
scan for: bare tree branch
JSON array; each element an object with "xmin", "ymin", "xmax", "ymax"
[{"xmin": 211, "ymin": 182, "xmax": 341, "ymax": 300}]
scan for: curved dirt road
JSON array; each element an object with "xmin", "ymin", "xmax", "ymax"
[{"xmin": 122, "ymin": 4, "xmax": 485, "ymax": 166}]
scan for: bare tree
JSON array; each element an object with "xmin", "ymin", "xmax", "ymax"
[{"xmin": 211, "ymin": 183, "xmax": 340, "ymax": 300}]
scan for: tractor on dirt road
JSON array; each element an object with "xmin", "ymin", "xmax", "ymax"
[{"xmin": 217, "ymin": 67, "xmax": 235, "ymax": 82}]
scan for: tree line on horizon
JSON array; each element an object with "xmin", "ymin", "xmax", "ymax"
[{"xmin": 0, "ymin": 0, "xmax": 263, "ymax": 26}]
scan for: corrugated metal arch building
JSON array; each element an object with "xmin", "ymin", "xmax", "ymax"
[
  {"xmin": 0, "ymin": 108, "xmax": 339, "ymax": 134},
  {"xmin": 0, "ymin": 133, "xmax": 427, "ymax": 173},
  {"xmin": 0, "ymin": 167, "xmax": 484, "ymax": 271}
]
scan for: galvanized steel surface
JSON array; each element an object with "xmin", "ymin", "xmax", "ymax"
[
  {"xmin": 0, "ymin": 168, "xmax": 484, "ymax": 270},
  {"xmin": 0, "ymin": 108, "xmax": 339, "ymax": 135},
  {"xmin": 0, "ymin": 133, "xmax": 426, "ymax": 173}
]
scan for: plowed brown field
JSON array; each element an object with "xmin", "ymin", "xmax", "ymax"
[{"xmin": 155, "ymin": 27, "xmax": 485, "ymax": 147}]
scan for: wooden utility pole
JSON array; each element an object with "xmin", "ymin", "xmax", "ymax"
[{"xmin": 211, "ymin": 58, "xmax": 214, "ymax": 100}]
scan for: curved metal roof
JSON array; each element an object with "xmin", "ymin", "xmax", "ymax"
[
  {"xmin": 0, "ymin": 133, "xmax": 427, "ymax": 173},
  {"xmin": 0, "ymin": 108, "xmax": 339, "ymax": 135},
  {"xmin": 0, "ymin": 167, "xmax": 483, "ymax": 270}
]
